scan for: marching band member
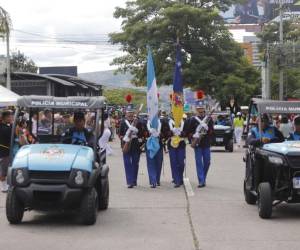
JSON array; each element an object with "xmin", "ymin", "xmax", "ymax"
[
  {"xmin": 189, "ymin": 102, "xmax": 214, "ymax": 188},
  {"xmin": 119, "ymin": 107, "xmax": 147, "ymax": 188},
  {"xmin": 146, "ymin": 118, "xmax": 163, "ymax": 188},
  {"xmin": 167, "ymin": 115, "xmax": 189, "ymax": 188}
]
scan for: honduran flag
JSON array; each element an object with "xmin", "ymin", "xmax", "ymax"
[
  {"xmin": 146, "ymin": 46, "xmax": 160, "ymax": 158},
  {"xmin": 147, "ymin": 46, "xmax": 159, "ymax": 130}
]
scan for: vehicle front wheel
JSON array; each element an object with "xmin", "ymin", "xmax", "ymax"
[
  {"xmin": 80, "ymin": 187, "xmax": 98, "ymax": 225},
  {"xmin": 99, "ymin": 178, "xmax": 109, "ymax": 210},
  {"xmin": 244, "ymin": 180, "xmax": 256, "ymax": 205},
  {"xmin": 6, "ymin": 188, "xmax": 24, "ymax": 224},
  {"xmin": 258, "ymin": 182, "xmax": 273, "ymax": 219}
]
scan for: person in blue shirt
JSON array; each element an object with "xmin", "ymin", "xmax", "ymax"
[
  {"xmin": 288, "ymin": 116, "xmax": 300, "ymax": 141},
  {"xmin": 248, "ymin": 113, "xmax": 284, "ymax": 147},
  {"xmin": 62, "ymin": 112, "xmax": 94, "ymax": 146},
  {"xmin": 216, "ymin": 115, "xmax": 227, "ymax": 126}
]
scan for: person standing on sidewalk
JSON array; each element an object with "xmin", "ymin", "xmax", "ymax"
[
  {"xmin": 188, "ymin": 103, "xmax": 214, "ymax": 188},
  {"xmin": 233, "ymin": 112, "xmax": 244, "ymax": 148},
  {"xmin": 0, "ymin": 110, "xmax": 13, "ymax": 192}
]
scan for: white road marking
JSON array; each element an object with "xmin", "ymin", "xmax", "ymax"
[{"xmin": 183, "ymin": 178, "xmax": 195, "ymax": 197}]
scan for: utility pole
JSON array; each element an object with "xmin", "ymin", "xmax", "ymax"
[
  {"xmin": 6, "ymin": 22, "xmax": 10, "ymax": 90},
  {"xmin": 266, "ymin": 43, "xmax": 271, "ymax": 99},
  {"xmin": 279, "ymin": 0, "xmax": 284, "ymax": 100}
]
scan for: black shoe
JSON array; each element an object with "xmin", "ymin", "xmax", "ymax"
[
  {"xmin": 157, "ymin": 182, "xmax": 161, "ymax": 186},
  {"xmin": 197, "ymin": 183, "xmax": 206, "ymax": 188},
  {"xmin": 151, "ymin": 184, "xmax": 156, "ymax": 188},
  {"xmin": 174, "ymin": 184, "xmax": 181, "ymax": 188},
  {"xmin": 133, "ymin": 182, "xmax": 137, "ymax": 186},
  {"xmin": 128, "ymin": 185, "xmax": 134, "ymax": 188}
]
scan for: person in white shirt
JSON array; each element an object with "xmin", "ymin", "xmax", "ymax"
[{"xmin": 279, "ymin": 116, "xmax": 293, "ymax": 139}]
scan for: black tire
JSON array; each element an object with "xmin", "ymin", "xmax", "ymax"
[
  {"xmin": 6, "ymin": 188, "xmax": 24, "ymax": 224},
  {"xmin": 80, "ymin": 187, "xmax": 98, "ymax": 225},
  {"xmin": 258, "ymin": 182, "xmax": 273, "ymax": 219},
  {"xmin": 244, "ymin": 180, "xmax": 256, "ymax": 205},
  {"xmin": 98, "ymin": 178, "xmax": 109, "ymax": 210}
]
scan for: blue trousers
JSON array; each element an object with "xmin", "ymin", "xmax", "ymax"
[
  {"xmin": 146, "ymin": 147, "xmax": 163, "ymax": 185},
  {"xmin": 194, "ymin": 147, "xmax": 211, "ymax": 185},
  {"xmin": 123, "ymin": 151, "xmax": 141, "ymax": 186},
  {"xmin": 169, "ymin": 146, "xmax": 186, "ymax": 185}
]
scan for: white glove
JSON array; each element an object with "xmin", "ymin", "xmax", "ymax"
[
  {"xmin": 123, "ymin": 129, "xmax": 131, "ymax": 142},
  {"xmin": 172, "ymin": 127, "xmax": 181, "ymax": 136},
  {"xmin": 129, "ymin": 125, "xmax": 138, "ymax": 133},
  {"xmin": 193, "ymin": 132, "xmax": 200, "ymax": 138},
  {"xmin": 199, "ymin": 122, "xmax": 208, "ymax": 132},
  {"xmin": 150, "ymin": 128, "xmax": 159, "ymax": 137}
]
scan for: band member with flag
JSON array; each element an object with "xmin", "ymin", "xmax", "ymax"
[
  {"xmin": 189, "ymin": 102, "xmax": 214, "ymax": 188},
  {"xmin": 145, "ymin": 47, "xmax": 163, "ymax": 188},
  {"xmin": 168, "ymin": 44, "xmax": 188, "ymax": 188},
  {"xmin": 119, "ymin": 107, "xmax": 147, "ymax": 188}
]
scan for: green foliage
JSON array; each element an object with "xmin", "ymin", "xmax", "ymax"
[
  {"xmin": 11, "ymin": 51, "xmax": 38, "ymax": 73},
  {"xmin": 0, "ymin": 7, "xmax": 11, "ymax": 39},
  {"xmin": 110, "ymin": 0, "xmax": 260, "ymax": 105},
  {"xmin": 103, "ymin": 88, "xmax": 146, "ymax": 108},
  {"xmin": 257, "ymin": 21, "xmax": 300, "ymax": 99}
]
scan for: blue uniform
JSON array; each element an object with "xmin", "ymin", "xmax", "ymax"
[
  {"xmin": 167, "ymin": 119, "xmax": 188, "ymax": 186},
  {"xmin": 288, "ymin": 132, "xmax": 300, "ymax": 141},
  {"xmin": 188, "ymin": 116, "xmax": 214, "ymax": 186},
  {"xmin": 146, "ymin": 119, "xmax": 167, "ymax": 187},
  {"xmin": 248, "ymin": 125, "xmax": 284, "ymax": 146},
  {"xmin": 120, "ymin": 119, "xmax": 146, "ymax": 187}
]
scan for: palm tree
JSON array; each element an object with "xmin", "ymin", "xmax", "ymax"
[{"xmin": 0, "ymin": 6, "xmax": 12, "ymax": 89}]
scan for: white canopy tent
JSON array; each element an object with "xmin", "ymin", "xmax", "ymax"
[{"xmin": 0, "ymin": 85, "xmax": 20, "ymax": 106}]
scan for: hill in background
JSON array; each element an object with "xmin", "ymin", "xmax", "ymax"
[
  {"xmin": 79, "ymin": 70, "xmax": 172, "ymax": 110},
  {"xmin": 79, "ymin": 70, "xmax": 134, "ymax": 88}
]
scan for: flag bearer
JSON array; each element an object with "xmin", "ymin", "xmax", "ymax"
[
  {"xmin": 167, "ymin": 117, "xmax": 189, "ymax": 188},
  {"xmin": 145, "ymin": 47, "xmax": 162, "ymax": 188}
]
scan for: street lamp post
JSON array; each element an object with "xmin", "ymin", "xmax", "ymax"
[
  {"xmin": 279, "ymin": 0, "xmax": 284, "ymax": 100},
  {"xmin": 6, "ymin": 21, "xmax": 10, "ymax": 90}
]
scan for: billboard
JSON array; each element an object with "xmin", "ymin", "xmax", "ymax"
[{"xmin": 222, "ymin": 0, "xmax": 300, "ymax": 24}]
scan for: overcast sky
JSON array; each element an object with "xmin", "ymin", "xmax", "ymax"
[{"xmin": 0, "ymin": 0, "xmax": 127, "ymax": 73}]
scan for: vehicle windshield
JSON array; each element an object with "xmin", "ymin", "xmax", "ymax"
[
  {"xmin": 247, "ymin": 102, "xmax": 300, "ymax": 139},
  {"xmin": 17, "ymin": 108, "xmax": 100, "ymax": 145}
]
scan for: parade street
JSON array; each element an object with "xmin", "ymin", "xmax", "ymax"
[{"xmin": 1, "ymin": 141, "xmax": 300, "ymax": 250}]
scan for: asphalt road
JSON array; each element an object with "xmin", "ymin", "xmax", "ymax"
[{"xmin": 1, "ymin": 141, "xmax": 300, "ymax": 250}]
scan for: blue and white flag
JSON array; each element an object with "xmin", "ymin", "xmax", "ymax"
[
  {"xmin": 146, "ymin": 47, "xmax": 160, "ymax": 159},
  {"xmin": 147, "ymin": 47, "xmax": 159, "ymax": 129}
]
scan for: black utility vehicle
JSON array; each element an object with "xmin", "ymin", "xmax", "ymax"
[{"xmin": 244, "ymin": 98, "xmax": 300, "ymax": 219}]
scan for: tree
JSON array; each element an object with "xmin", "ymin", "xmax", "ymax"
[
  {"xmin": 110, "ymin": 0, "xmax": 260, "ymax": 105},
  {"xmin": 257, "ymin": 21, "xmax": 300, "ymax": 99},
  {"xmin": 103, "ymin": 88, "xmax": 146, "ymax": 107},
  {"xmin": 11, "ymin": 51, "xmax": 38, "ymax": 73},
  {"xmin": 0, "ymin": 6, "xmax": 11, "ymax": 39}
]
